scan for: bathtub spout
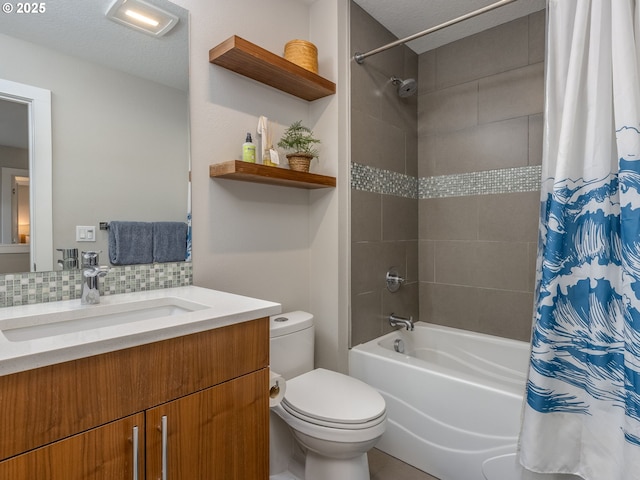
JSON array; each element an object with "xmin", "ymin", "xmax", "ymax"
[{"xmin": 389, "ymin": 313, "xmax": 414, "ymax": 331}]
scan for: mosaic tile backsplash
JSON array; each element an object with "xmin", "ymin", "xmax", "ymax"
[
  {"xmin": 351, "ymin": 162, "xmax": 542, "ymax": 199},
  {"xmin": 0, "ymin": 262, "xmax": 192, "ymax": 308}
]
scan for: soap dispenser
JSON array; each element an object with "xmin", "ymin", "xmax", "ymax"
[{"xmin": 242, "ymin": 132, "xmax": 256, "ymax": 163}]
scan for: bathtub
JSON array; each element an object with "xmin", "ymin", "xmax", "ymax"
[{"xmin": 349, "ymin": 322, "xmax": 532, "ymax": 480}]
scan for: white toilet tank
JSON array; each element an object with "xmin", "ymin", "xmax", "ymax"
[{"xmin": 270, "ymin": 311, "xmax": 314, "ymax": 380}]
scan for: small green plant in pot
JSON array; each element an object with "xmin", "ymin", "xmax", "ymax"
[{"xmin": 277, "ymin": 120, "xmax": 320, "ymax": 172}]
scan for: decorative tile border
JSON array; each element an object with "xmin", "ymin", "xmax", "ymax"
[
  {"xmin": 350, "ymin": 163, "xmax": 418, "ymax": 198},
  {"xmin": 351, "ymin": 162, "xmax": 542, "ymax": 199},
  {"xmin": 0, "ymin": 262, "xmax": 192, "ymax": 308},
  {"xmin": 419, "ymin": 165, "xmax": 542, "ymax": 198}
]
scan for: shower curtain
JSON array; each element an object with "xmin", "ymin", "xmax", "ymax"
[{"xmin": 519, "ymin": 0, "xmax": 640, "ymax": 478}]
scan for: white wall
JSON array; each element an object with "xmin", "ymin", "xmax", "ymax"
[
  {"xmin": 178, "ymin": 0, "xmax": 349, "ymax": 372},
  {"xmin": 309, "ymin": 0, "xmax": 351, "ymax": 371}
]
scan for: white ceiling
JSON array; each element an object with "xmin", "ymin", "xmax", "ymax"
[{"xmin": 352, "ymin": 0, "xmax": 546, "ymax": 55}]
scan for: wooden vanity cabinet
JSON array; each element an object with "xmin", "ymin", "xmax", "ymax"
[
  {"xmin": 146, "ymin": 369, "xmax": 268, "ymax": 479},
  {"xmin": 0, "ymin": 413, "xmax": 145, "ymax": 479},
  {"xmin": 0, "ymin": 317, "xmax": 270, "ymax": 479}
]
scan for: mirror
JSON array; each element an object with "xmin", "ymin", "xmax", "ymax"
[
  {"xmin": 0, "ymin": 100, "xmax": 29, "ymax": 251},
  {"xmin": 0, "ymin": 100, "xmax": 29, "ymax": 253},
  {"xmin": 0, "ymin": 0, "xmax": 190, "ymax": 273},
  {"xmin": 0, "ymin": 79, "xmax": 52, "ymax": 272}
]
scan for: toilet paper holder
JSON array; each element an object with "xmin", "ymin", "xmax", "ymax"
[
  {"xmin": 269, "ymin": 370, "xmax": 286, "ymax": 407},
  {"xmin": 270, "ymin": 380, "xmax": 281, "ymax": 399}
]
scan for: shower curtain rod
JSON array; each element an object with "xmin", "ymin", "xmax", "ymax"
[{"xmin": 354, "ymin": 0, "xmax": 518, "ymax": 64}]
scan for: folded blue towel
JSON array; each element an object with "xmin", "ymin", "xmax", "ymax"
[
  {"xmin": 153, "ymin": 222, "xmax": 187, "ymax": 263},
  {"xmin": 108, "ymin": 221, "xmax": 154, "ymax": 265}
]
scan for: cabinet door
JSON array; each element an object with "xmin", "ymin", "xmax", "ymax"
[
  {"xmin": 0, "ymin": 413, "xmax": 145, "ymax": 480},
  {"xmin": 146, "ymin": 368, "xmax": 269, "ymax": 480}
]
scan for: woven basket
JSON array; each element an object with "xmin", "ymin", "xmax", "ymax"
[
  {"xmin": 284, "ymin": 40, "xmax": 318, "ymax": 74},
  {"xmin": 286, "ymin": 153, "xmax": 313, "ymax": 173}
]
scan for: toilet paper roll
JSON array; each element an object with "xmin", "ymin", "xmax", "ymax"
[{"xmin": 269, "ymin": 370, "xmax": 286, "ymax": 408}]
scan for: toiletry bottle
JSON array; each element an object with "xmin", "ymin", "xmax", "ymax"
[{"xmin": 242, "ymin": 133, "xmax": 256, "ymax": 163}]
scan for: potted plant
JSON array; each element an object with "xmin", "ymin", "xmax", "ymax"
[{"xmin": 277, "ymin": 120, "xmax": 321, "ymax": 172}]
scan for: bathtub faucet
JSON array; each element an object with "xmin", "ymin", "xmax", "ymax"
[{"xmin": 389, "ymin": 313, "xmax": 414, "ymax": 331}]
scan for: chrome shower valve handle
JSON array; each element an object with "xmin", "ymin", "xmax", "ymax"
[{"xmin": 386, "ymin": 268, "xmax": 406, "ymax": 292}]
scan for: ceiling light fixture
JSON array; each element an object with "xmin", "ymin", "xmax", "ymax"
[{"xmin": 106, "ymin": 0, "xmax": 178, "ymax": 37}]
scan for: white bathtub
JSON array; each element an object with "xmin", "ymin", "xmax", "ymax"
[{"xmin": 350, "ymin": 322, "xmax": 533, "ymax": 480}]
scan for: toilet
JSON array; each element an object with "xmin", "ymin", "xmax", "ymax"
[{"xmin": 269, "ymin": 311, "xmax": 386, "ymax": 480}]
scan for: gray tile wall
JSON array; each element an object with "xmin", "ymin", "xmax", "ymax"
[
  {"xmin": 350, "ymin": 1, "xmax": 419, "ymax": 347},
  {"xmin": 418, "ymin": 10, "xmax": 545, "ymax": 342},
  {"xmin": 350, "ymin": 3, "xmax": 546, "ymax": 345}
]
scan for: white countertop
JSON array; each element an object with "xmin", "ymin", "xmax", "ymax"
[{"xmin": 0, "ymin": 286, "xmax": 281, "ymax": 376}]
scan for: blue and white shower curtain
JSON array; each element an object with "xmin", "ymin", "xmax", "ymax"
[{"xmin": 519, "ymin": 1, "xmax": 640, "ymax": 478}]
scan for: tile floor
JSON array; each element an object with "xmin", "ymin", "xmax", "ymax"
[{"xmin": 368, "ymin": 449, "xmax": 440, "ymax": 480}]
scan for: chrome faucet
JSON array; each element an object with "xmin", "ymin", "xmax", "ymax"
[
  {"xmin": 57, "ymin": 248, "xmax": 79, "ymax": 270},
  {"xmin": 389, "ymin": 313, "xmax": 414, "ymax": 331},
  {"xmin": 81, "ymin": 251, "xmax": 110, "ymax": 305}
]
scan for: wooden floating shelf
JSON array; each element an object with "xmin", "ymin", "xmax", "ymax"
[
  {"xmin": 210, "ymin": 161, "xmax": 336, "ymax": 189},
  {"xmin": 209, "ymin": 36, "xmax": 336, "ymax": 101}
]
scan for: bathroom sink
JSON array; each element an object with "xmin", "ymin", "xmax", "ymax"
[
  {"xmin": 0, "ymin": 285, "xmax": 282, "ymax": 377},
  {"xmin": 0, "ymin": 297, "xmax": 208, "ymax": 342}
]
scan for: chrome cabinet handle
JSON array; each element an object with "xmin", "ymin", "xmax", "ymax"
[
  {"xmin": 132, "ymin": 425, "xmax": 139, "ymax": 480},
  {"xmin": 161, "ymin": 415, "xmax": 168, "ymax": 480}
]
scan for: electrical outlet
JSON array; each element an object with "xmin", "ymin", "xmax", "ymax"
[{"xmin": 76, "ymin": 225, "xmax": 96, "ymax": 242}]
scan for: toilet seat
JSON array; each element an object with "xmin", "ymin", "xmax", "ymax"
[
  {"xmin": 282, "ymin": 403, "xmax": 386, "ymax": 430},
  {"xmin": 282, "ymin": 368, "xmax": 386, "ymax": 430}
]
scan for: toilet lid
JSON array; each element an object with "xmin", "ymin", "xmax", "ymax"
[{"xmin": 282, "ymin": 368, "xmax": 385, "ymax": 426}]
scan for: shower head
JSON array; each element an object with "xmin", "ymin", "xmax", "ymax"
[{"xmin": 391, "ymin": 76, "xmax": 417, "ymax": 98}]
